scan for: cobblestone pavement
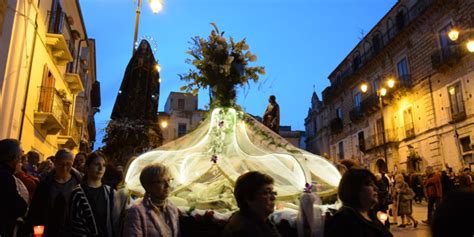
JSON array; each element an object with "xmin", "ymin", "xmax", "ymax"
[{"xmin": 390, "ymin": 202, "xmax": 431, "ymax": 237}]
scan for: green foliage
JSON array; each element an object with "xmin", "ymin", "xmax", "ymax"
[
  {"xmin": 179, "ymin": 23, "xmax": 265, "ymax": 107},
  {"xmin": 101, "ymin": 118, "xmax": 163, "ymax": 165}
]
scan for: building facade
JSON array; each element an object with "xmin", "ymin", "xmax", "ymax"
[
  {"xmin": 306, "ymin": 0, "xmax": 474, "ymax": 173},
  {"xmin": 0, "ymin": 0, "xmax": 100, "ymax": 158},
  {"xmin": 159, "ymin": 92, "xmax": 206, "ymax": 144}
]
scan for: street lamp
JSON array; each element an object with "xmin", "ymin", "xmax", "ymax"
[
  {"xmin": 447, "ymin": 28, "xmax": 474, "ymax": 53},
  {"xmin": 360, "ymin": 78, "xmax": 395, "ymax": 169},
  {"xmin": 133, "ymin": 0, "xmax": 163, "ymax": 53}
]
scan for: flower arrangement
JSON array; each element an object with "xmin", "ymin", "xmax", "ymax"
[{"xmin": 179, "ymin": 23, "xmax": 265, "ymax": 107}]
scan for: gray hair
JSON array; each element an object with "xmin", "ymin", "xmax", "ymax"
[{"xmin": 140, "ymin": 163, "xmax": 170, "ymax": 191}]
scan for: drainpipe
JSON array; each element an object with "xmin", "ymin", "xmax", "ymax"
[{"xmin": 18, "ymin": 0, "xmax": 40, "ymax": 141}]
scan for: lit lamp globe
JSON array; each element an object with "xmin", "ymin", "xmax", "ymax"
[
  {"xmin": 161, "ymin": 121, "xmax": 168, "ymax": 128},
  {"xmin": 467, "ymin": 40, "xmax": 474, "ymax": 53},
  {"xmin": 149, "ymin": 0, "xmax": 163, "ymax": 14},
  {"xmin": 360, "ymin": 83, "xmax": 368, "ymax": 93},
  {"xmin": 387, "ymin": 78, "xmax": 395, "ymax": 88},
  {"xmin": 448, "ymin": 29, "xmax": 459, "ymax": 41},
  {"xmin": 380, "ymin": 88, "xmax": 387, "ymax": 96}
]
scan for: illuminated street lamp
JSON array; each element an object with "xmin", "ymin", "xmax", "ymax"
[
  {"xmin": 448, "ymin": 29, "xmax": 460, "ymax": 41},
  {"xmin": 360, "ymin": 78, "xmax": 395, "ymax": 168},
  {"xmin": 133, "ymin": 0, "xmax": 163, "ymax": 53},
  {"xmin": 447, "ymin": 28, "xmax": 474, "ymax": 53}
]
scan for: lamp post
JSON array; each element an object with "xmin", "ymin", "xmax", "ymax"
[
  {"xmin": 360, "ymin": 78, "xmax": 395, "ymax": 169},
  {"xmin": 448, "ymin": 28, "xmax": 474, "ymax": 53},
  {"xmin": 133, "ymin": 0, "xmax": 163, "ymax": 53}
]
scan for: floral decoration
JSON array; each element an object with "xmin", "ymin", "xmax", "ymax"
[{"xmin": 179, "ymin": 23, "xmax": 265, "ymax": 107}]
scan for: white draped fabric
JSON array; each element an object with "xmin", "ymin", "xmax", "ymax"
[{"xmin": 125, "ymin": 108, "xmax": 341, "ymax": 211}]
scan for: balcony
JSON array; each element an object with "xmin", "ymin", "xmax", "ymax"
[
  {"xmin": 65, "ymin": 73, "xmax": 84, "ymax": 94},
  {"xmin": 450, "ymin": 110, "xmax": 467, "ymax": 123},
  {"xmin": 58, "ymin": 123, "xmax": 81, "ymax": 149},
  {"xmin": 365, "ymin": 129, "xmax": 399, "ymax": 151},
  {"xmin": 397, "ymin": 74, "xmax": 412, "ymax": 90},
  {"xmin": 361, "ymin": 94, "xmax": 380, "ymax": 114},
  {"xmin": 34, "ymin": 87, "xmax": 69, "ymax": 134},
  {"xmin": 45, "ymin": 11, "xmax": 73, "ymax": 65},
  {"xmin": 349, "ymin": 107, "xmax": 364, "ymax": 123},
  {"xmin": 330, "ymin": 117, "xmax": 343, "ymax": 134},
  {"xmin": 431, "ymin": 45, "xmax": 462, "ymax": 71}
]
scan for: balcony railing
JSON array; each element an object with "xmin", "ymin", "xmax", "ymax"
[
  {"xmin": 431, "ymin": 45, "xmax": 463, "ymax": 70},
  {"xmin": 349, "ymin": 106, "xmax": 364, "ymax": 123},
  {"xmin": 398, "ymin": 74, "xmax": 412, "ymax": 89},
  {"xmin": 361, "ymin": 94, "xmax": 380, "ymax": 114},
  {"xmin": 330, "ymin": 117, "xmax": 343, "ymax": 134},
  {"xmin": 365, "ymin": 129, "xmax": 399, "ymax": 151},
  {"xmin": 59, "ymin": 122, "xmax": 81, "ymax": 148},
  {"xmin": 34, "ymin": 87, "xmax": 69, "ymax": 134}
]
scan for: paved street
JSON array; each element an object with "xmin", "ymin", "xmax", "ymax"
[{"xmin": 390, "ymin": 202, "xmax": 431, "ymax": 237}]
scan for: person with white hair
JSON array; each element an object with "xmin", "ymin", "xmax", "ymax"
[{"xmin": 122, "ymin": 164, "xmax": 179, "ymax": 236}]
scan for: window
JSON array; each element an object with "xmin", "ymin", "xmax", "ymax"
[
  {"xmin": 460, "ymin": 137, "xmax": 471, "ymax": 153},
  {"xmin": 178, "ymin": 99, "xmax": 185, "ymax": 110},
  {"xmin": 336, "ymin": 107, "xmax": 343, "ymax": 119},
  {"xmin": 358, "ymin": 132, "xmax": 365, "ymax": 152},
  {"xmin": 178, "ymin": 123, "xmax": 187, "ymax": 137},
  {"xmin": 338, "ymin": 141, "xmax": 344, "ymax": 160},
  {"xmin": 354, "ymin": 93, "xmax": 362, "ymax": 110},
  {"xmin": 448, "ymin": 82, "xmax": 465, "ymax": 121},
  {"xmin": 395, "ymin": 10, "xmax": 406, "ymax": 31},
  {"xmin": 313, "ymin": 119, "xmax": 317, "ymax": 134},
  {"xmin": 439, "ymin": 23, "xmax": 456, "ymax": 58},
  {"xmin": 376, "ymin": 118, "xmax": 384, "ymax": 145},
  {"xmin": 372, "ymin": 33, "xmax": 381, "ymax": 53},
  {"xmin": 403, "ymin": 108, "xmax": 415, "ymax": 138},
  {"xmin": 48, "ymin": 0, "xmax": 64, "ymax": 34},
  {"xmin": 353, "ymin": 52, "xmax": 361, "ymax": 71},
  {"xmin": 397, "ymin": 57, "xmax": 410, "ymax": 83}
]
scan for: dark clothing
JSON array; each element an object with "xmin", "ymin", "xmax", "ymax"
[
  {"xmin": 27, "ymin": 169, "xmax": 82, "ymax": 237},
  {"xmin": 325, "ymin": 206, "xmax": 393, "ymax": 237},
  {"xmin": 427, "ymin": 196, "xmax": 441, "ymax": 223},
  {"xmin": 69, "ymin": 184, "xmax": 118, "ymax": 237},
  {"xmin": 84, "ymin": 185, "xmax": 108, "ymax": 236},
  {"xmin": 222, "ymin": 210, "xmax": 281, "ymax": 237},
  {"xmin": 0, "ymin": 168, "xmax": 28, "ymax": 237}
]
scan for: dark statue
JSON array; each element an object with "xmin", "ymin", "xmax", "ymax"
[
  {"xmin": 263, "ymin": 95, "xmax": 280, "ymax": 133},
  {"xmin": 111, "ymin": 40, "xmax": 160, "ymax": 121}
]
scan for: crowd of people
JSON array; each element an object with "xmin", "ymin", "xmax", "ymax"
[{"xmin": 1, "ymin": 138, "xmax": 473, "ymax": 237}]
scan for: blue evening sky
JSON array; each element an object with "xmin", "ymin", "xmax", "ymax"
[{"xmin": 80, "ymin": 0, "xmax": 397, "ymax": 147}]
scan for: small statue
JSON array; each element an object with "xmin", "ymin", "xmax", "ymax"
[{"xmin": 263, "ymin": 95, "xmax": 280, "ymax": 133}]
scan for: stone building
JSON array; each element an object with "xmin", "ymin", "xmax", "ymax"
[
  {"xmin": 158, "ymin": 92, "xmax": 206, "ymax": 144},
  {"xmin": 305, "ymin": 0, "xmax": 474, "ymax": 173},
  {"xmin": 0, "ymin": 0, "xmax": 100, "ymax": 157}
]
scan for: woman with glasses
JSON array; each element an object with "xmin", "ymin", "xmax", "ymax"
[
  {"xmin": 69, "ymin": 152, "xmax": 119, "ymax": 236},
  {"xmin": 222, "ymin": 171, "xmax": 281, "ymax": 237},
  {"xmin": 325, "ymin": 168, "xmax": 393, "ymax": 237},
  {"xmin": 123, "ymin": 163, "xmax": 179, "ymax": 237}
]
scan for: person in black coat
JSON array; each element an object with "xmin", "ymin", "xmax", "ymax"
[
  {"xmin": 222, "ymin": 171, "xmax": 281, "ymax": 237},
  {"xmin": 27, "ymin": 149, "xmax": 82, "ymax": 236},
  {"xmin": 0, "ymin": 139, "xmax": 28, "ymax": 237},
  {"xmin": 325, "ymin": 169, "xmax": 393, "ymax": 237}
]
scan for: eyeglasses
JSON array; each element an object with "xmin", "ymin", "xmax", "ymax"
[{"xmin": 260, "ymin": 190, "xmax": 278, "ymax": 197}]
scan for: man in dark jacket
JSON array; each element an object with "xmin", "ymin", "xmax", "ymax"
[
  {"xmin": 27, "ymin": 149, "xmax": 82, "ymax": 236},
  {"xmin": 0, "ymin": 139, "xmax": 28, "ymax": 237},
  {"xmin": 222, "ymin": 171, "xmax": 281, "ymax": 237}
]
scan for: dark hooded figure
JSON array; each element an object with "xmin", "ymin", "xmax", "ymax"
[{"xmin": 111, "ymin": 40, "xmax": 160, "ymax": 121}]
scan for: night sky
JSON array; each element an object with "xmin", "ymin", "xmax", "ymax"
[{"xmin": 80, "ymin": 0, "xmax": 397, "ymax": 147}]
